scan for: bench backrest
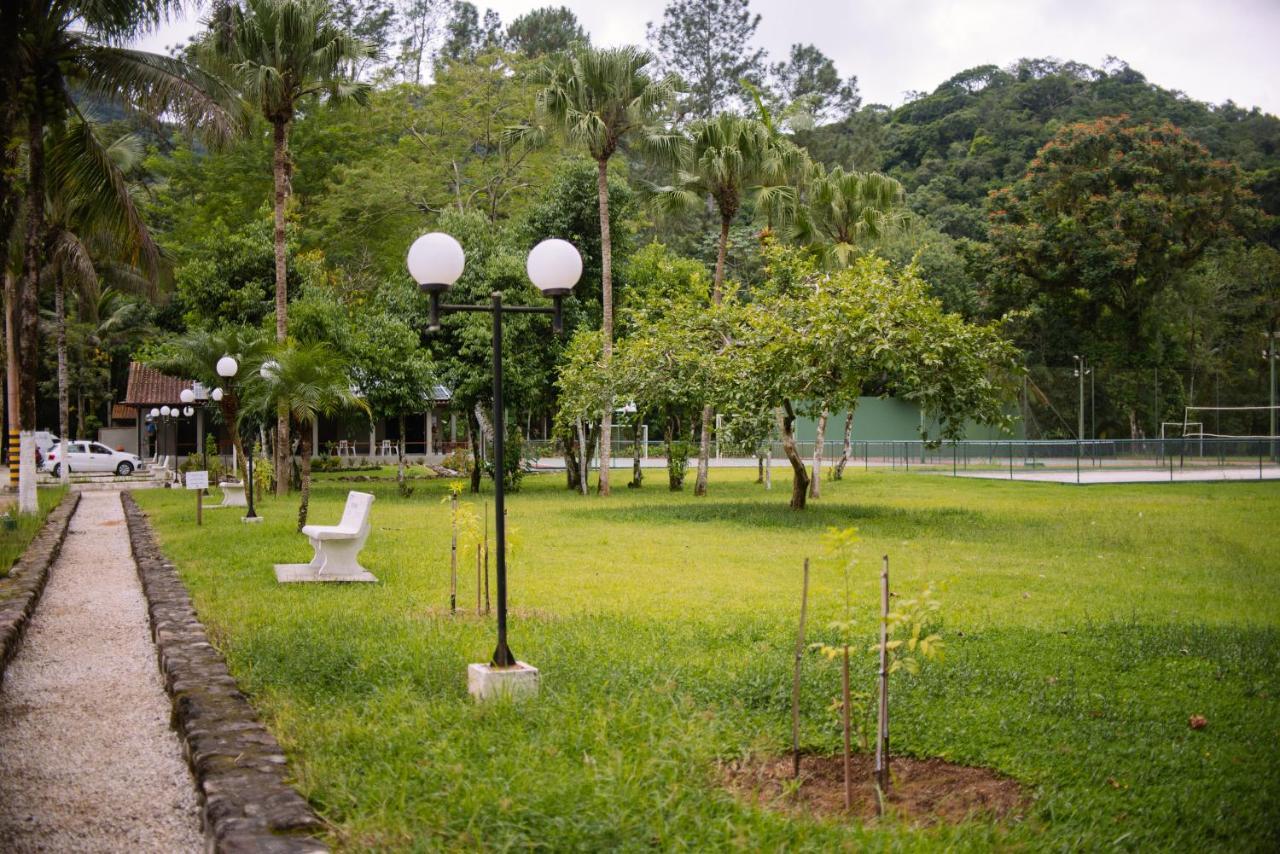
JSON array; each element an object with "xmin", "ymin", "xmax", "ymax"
[{"xmin": 338, "ymin": 490, "xmax": 375, "ymax": 533}]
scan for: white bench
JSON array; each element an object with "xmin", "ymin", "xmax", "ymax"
[
  {"xmin": 212, "ymin": 481, "xmax": 247, "ymax": 508},
  {"xmin": 274, "ymin": 491, "xmax": 377, "ymax": 583}
]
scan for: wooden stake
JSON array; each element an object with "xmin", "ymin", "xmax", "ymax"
[
  {"xmin": 791, "ymin": 558, "xmax": 810, "ymax": 778},
  {"xmin": 875, "ymin": 554, "xmax": 890, "ymax": 800},
  {"xmin": 196, "ymin": 489, "xmax": 202, "ymax": 526},
  {"xmin": 449, "ymin": 493, "xmax": 457, "ymax": 614},
  {"xmin": 842, "ymin": 644, "xmax": 853, "ymax": 810},
  {"xmin": 483, "ymin": 501, "xmax": 490, "ymax": 615},
  {"xmin": 476, "ymin": 544, "xmax": 482, "ymax": 615}
]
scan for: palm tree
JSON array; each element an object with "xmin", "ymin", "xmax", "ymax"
[
  {"xmin": 795, "ymin": 167, "xmax": 909, "ymax": 268},
  {"xmin": 148, "ymin": 326, "xmax": 272, "ymax": 485},
  {"xmin": 200, "ymin": 0, "xmax": 372, "ymax": 496},
  {"xmin": 794, "ymin": 167, "xmax": 910, "ymax": 490},
  {"xmin": 240, "ymin": 341, "xmax": 366, "ymax": 529},
  {"xmin": 656, "ymin": 113, "xmax": 801, "ymax": 496},
  {"xmin": 3, "ymin": 0, "xmax": 238, "ymax": 507},
  {"xmin": 511, "ymin": 44, "xmax": 679, "ymax": 496},
  {"xmin": 43, "ymin": 120, "xmax": 156, "ymax": 484}
]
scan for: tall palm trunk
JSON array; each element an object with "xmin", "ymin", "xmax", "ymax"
[
  {"xmin": 55, "ymin": 269, "xmax": 69, "ymax": 484},
  {"xmin": 19, "ymin": 107, "xmax": 44, "ymax": 435},
  {"xmin": 595, "ymin": 158, "xmax": 612, "ymax": 496},
  {"xmin": 297, "ymin": 432, "xmax": 312, "ymax": 531},
  {"xmin": 4, "ymin": 271, "xmax": 17, "ymax": 482},
  {"xmin": 834, "ymin": 410, "xmax": 855, "ymax": 479},
  {"xmin": 219, "ymin": 396, "xmax": 248, "ymax": 484},
  {"xmin": 695, "ymin": 216, "xmax": 731, "ymax": 497},
  {"xmin": 809, "ymin": 410, "xmax": 827, "ymax": 499},
  {"xmin": 272, "ymin": 116, "xmax": 291, "ymax": 495}
]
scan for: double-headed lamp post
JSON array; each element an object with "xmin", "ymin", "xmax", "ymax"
[
  {"xmin": 1073, "ymin": 355, "xmax": 1092, "ymax": 441},
  {"xmin": 407, "ymin": 233, "xmax": 581, "ymax": 671},
  {"xmin": 217, "ymin": 355, "xmax": 259, "ymax": 521}
]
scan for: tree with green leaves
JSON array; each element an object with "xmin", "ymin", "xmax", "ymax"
[
  {"xmin": 510, "ymin": 44, "xmax": 679, "ymax": 495},
  {"xmin": 988, "ymin": 116, "xmax": 1258, "ymax": 433},
  {"xmin": 646, "ymin": 0, "xmax": 766, "ymax": 120},
  {"xmin": 769, "ymin": 43, "xmax": 860, "ymax": 124},
  {"xmin": 199, "ymin": 0, "xmax": 373, "ymax": 493},
  {"xmin": 241, "ymin": 341, "xmax": 367, "ymax": 529},
  {"xmin": 505, "ymin": 6, "xmax": 586, "ymax": 57},
  {"xmin": 719, "ymin": 247, "xmax": 1020, "ymax": 509},
  {"xmin": 655, "ymin": 112, "xmax": 800, "ymax": 496},
  {"xmin": 438, "ymin": 1, "xmax": 501, "ymax": 63},
  {"xmin": 2, "ymin": 0, "xmax": 237, "ymax": 508},
  {"xmin": 145, "ymin": 326, "xmax": 272, "ymax": 485}
]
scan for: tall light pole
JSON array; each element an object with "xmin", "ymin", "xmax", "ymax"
[
  {"xmin": 408, "ymin": 233, "xmax": 580, "ymax": 673},
  {"xmin": 217, "ymin": 355, "xmax": 259, "ymax": 521},
  {"xmin": 1073, "ymin": 355, "xmax": 1091, "ymax": 441},
  {"xmin": 1266, "ymin": 331, "xmax": 1278, "ymax": 461}
]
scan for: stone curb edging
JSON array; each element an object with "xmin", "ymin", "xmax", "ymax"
[
  {"xmin": 0, "ymin": 492, "xmax": 81, "ymax": 683},
  {"xmin": 121, "ymin": 492, "xmax": 328, "ymax": 854}
]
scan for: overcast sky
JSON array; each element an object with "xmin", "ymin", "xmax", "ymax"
[{"xmin": 135, "ymin": 0, "xmax": 1280, "ymax": 116}]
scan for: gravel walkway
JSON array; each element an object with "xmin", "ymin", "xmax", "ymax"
[{"xmin": 0, "ymin": 491, "xmax": 203, "ymax": 852}]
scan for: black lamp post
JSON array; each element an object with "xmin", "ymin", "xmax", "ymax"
[
  {"xmin": 408, "ymin": 233, "xmax": 582, "ymax": 668},
  {"xmin": 217, "ymin": 355, "xmax": 260, "ymax": 522}
]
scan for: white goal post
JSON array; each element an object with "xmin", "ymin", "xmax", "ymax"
[{"xmin": 1177, "ymin": 406, "xmax": 1280, "ymax": 439}]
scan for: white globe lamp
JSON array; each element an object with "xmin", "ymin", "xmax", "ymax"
[
  {"xmin": 526, "ymin": 239, "xmax": 581, "ymax": 334},
  {"xmin": 407, "ymin": 232, "xmax": 466, "ymax": 330},
  {"xmin": 160, "ymin": 405, "xmax": 171, "ymax": 417},
  {"xmin": 180, "ymin": 388, "xmax": 195, "ymax": 404},
  {"xmin": 216, "ymin": 355, "xmax": 238, "ymax": 379},
  {"xmin": 211, "ymin": 387, "xmax": 224, "ymax": 402}
]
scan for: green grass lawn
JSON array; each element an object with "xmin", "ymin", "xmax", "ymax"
[
  {"xmin": 0, "ymin": 487, "xmax": 66, "ymax": 585},
  {"xmin": 135, "ymin": 469, "xmax": 1280, "ymax": 852}
]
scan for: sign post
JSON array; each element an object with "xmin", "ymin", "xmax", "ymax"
[{"xmin": 185, "ymin": 470, "xmax": 209, "ymax": 525}]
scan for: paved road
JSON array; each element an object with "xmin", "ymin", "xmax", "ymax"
[{"xmin": 0, "ymin": 492, "xmax": 202, "ymax": 852}]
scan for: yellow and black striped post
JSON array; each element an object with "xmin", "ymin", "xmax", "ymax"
[{"xmin": 7, "ymin": 429, "xmax": 18, "ymax": 489}]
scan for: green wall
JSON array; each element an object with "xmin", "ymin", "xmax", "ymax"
[{"xmin": 791, "ymin": 397, "xmax": 1024, "ymax": 442}]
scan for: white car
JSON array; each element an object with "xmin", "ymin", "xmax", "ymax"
[{"xmin": 44, "ymin": 441, "xmax": 143, "ymax": 477}]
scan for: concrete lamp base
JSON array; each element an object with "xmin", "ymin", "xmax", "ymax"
[
  {"xmin": 468, "ymin": 662, "xmax": 539, "ymax": 700},
  {"xmin": 242, "ymin": 515, "xmax": 264, "ymax": 524}
]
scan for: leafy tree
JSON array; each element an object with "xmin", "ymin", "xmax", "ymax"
[
  {"xmin": 2, "ymin": 0, "xmax": 236, "ymax": 491},
  {"xmin": 505, "ymin": 6, "xmax": 587, "ymax": 58},
  {"xmin": 145, "ymin": 326, "xmax": 273, "ymax": 484},
  {"xmin": 646, "ymin": 0, "xmax": 766, "ymax": 120},
  {"xmin": 988, "ymin": 117, "xmax": 1259, "ymax": 430},
  {"xmin": 395, "ymin": 0, "xmax": 447, "ymax": 84},
  {"xmin": 199, "ymin": 0, "xmax": 372, "ymax": 492},
  {"xmin": 511, "ymin": 44, "xmax": 679, "ymax": 495},
  {"xmin": 656, "ymin": 113, "xmax": 800, "ymax": 495},
  {"xmin": 770, "ymin": 43, "xmax": 860, "ymax": 125},
  {"xmin": 719, "ymin": 247, "xmax": 1020, "ymax": 509},
  {"xmin": 795, "ymin": 167, "xmax": 910, "ymax": 268},
  {"xmin": 241, "ymin": 341, "xmax": 367, "ymax": 528},
  {"xmin": 438, "ymin": 1, "xmax": 501, "ymax": 63}
]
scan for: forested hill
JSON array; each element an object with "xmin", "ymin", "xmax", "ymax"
[{"xmin": 800, "ymin": 58, "xmax": 1280, "ymax": 243}]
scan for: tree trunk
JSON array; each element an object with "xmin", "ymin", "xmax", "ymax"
[
  {"xmin": 219, "ymin": 396, "xmax": 248, "ymax": 484},
  {"xmin": 694, "ymin": 404, "xmax": 712, "ymax": 496},
  {"xmin": 397, "ymin": 413, "xmax": 406, "ymax": 488},
  {"xmin": 55, "ymin": 269, "xmax": 68, "ymax": 484},
  {"xmin": 809, "ymin": 410, "xmax": 828, "ymax": 499},
  {"xmin": 596, "ymin": 157, "xmax": 612, "ymax": 496},
  {"xmin": 563, "ymin": 426, "xmax": 581, "ymax": 490},
  {"xmin": 835, "ymin": 410, "xmax": 855, "ymax": 479},
  {"xmin": 272, "ymin": 117, "xmax": 291, "ymax": 495},
  {"xmin": 695, "ymin": 216, "xmax": 732, "ymax": 498},
  {"xmin": 468, "ymin": 408, "xmax": 482, "ymax": 494},
  {"xmin": 19, "ymin": 104, "xmax": 44, "ymax": 434},
  {"xmin": 4, "ymin": 270, "xmax": 16, "ymax": 479},
  {"xmin": 630, "ymin": 412, "xmax": 643, "ymax": 488},
  {"xmin": 779, "ymin": 402, "xmax": 809, "ymax": 510},
  {"xmin": 575, "ymin": 418, "xmax": 589, "ymax": 495},
  {"xmin": 296, "ymin": 432, "xmax": 312, "ymax": 531}
]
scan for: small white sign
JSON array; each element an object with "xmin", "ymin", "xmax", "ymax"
[{"xmin": 185, "ymin": 470, "xmax": 209, "ymax": 490}]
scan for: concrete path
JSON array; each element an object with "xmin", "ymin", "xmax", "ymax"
[{"xmin": 0, "ymin": 492, "xmax": 202, "ymax": 852}]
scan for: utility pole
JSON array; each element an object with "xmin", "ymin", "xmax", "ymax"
[
  {"xmin": 1267, "ymin": 330, "xmax": 1278, "ymax": 461},
  {"xmin": 1073, "ymin": 355, "xmax": 1091, "ymax": 440}
]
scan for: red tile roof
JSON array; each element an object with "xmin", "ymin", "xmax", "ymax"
[
  {"xmin": 111, "ymin": 403, "xmax": 138, "ymax": 422},
  {"xmin": 122, "ymin": 362, "xmax": 194, "ymax": 406}
]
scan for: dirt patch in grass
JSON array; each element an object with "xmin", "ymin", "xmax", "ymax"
[{"xmin": 722, "ymin": 752, "xmax": 1028, "ymax": 826}]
